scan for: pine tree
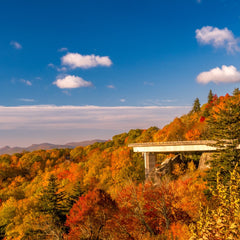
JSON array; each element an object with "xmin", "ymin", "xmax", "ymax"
[
  {"xmin": 191, "ymin": 98, "xmax": 201, "ymax": 113},
  {"xmin": 207, "ymin": 89, "xmax": 213, "ymax": 103},
  {"xmin": 206, "ymin": 94, "xmax": 240, "ymax": 187},
  {"xmin": 39, "ymin": 175, "xmax": 69, "ymax": 225},
  {"xmin": 233, "ymin": 87, "xmax": 240, "ymax": 97},
  {"xmin": 69, "ymin": 181, "xmax": 85, "ymax": 207}
]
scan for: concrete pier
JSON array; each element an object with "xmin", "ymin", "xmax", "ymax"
[{"xmin": 144, "ymin": 152, "xmax": 156, "ymax": 178}]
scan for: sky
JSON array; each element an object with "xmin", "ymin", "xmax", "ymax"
[{"xmin": 1, "ymin": 0, "xmax": 240, "ymax": 147}]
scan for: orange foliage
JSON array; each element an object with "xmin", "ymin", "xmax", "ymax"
[
  {"xmin": 185, "ymin": 129, "xmax": 201, "ymax": 141},
  {"xmin": 111, "ymin": 147, "xmax": 131, "ymax": 176},
  {"xmin": 170, "ymin": 222, "xmax": 191, "ymax": 240},
  {"xmin": 153, "ymin": 118, "xmax": 186, "ymax": 142},
  {"xmin": 170, "ymin": 176, "xmax": 207, "ymax": 219}
]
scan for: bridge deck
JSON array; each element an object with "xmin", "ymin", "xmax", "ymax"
[{"xmin": 129, "ymin": 140, "xmax": 217, "ymax": 153}]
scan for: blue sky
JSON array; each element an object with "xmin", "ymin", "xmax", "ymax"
[{"xmin": 1, "ymin": 0, "xmax": 240, "ymax": 146}]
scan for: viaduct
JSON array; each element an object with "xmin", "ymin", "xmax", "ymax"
[{"xmin": 128, "ymin": 140, "xmax": 218, "ymax": 178}]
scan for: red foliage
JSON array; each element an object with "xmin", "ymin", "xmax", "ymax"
[
  {"xmin": 200, "ymin": 116, "xmax": 205, "ymax": 123},
  {"xmin": 65, "ymin": 189, "xmax": 118, "ymax": 240}
]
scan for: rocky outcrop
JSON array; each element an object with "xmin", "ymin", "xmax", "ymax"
[
  {"xmin": 148, "ymin": 154, "xmax": 182, "ymax": 181},
  {"xmin": 157, "ymin": 154, "xmax": 182, "ymax": 176},
  {"xmin": 198, "ymin": 152, "xmax": 212, "ymax": 170}
]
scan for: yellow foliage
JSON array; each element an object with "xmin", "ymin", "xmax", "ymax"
[{"xmin": 190, "ymin": 167, "xmax": 240, "ymax": 239}]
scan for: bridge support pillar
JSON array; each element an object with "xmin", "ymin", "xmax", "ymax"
[{"xmin": 144, "ymin": 152, "xmax": 156, "ymax": 178}]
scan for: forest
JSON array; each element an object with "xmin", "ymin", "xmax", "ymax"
[{"xmin": 0, "ymin": 89, "xmax": 240, "ymax": 239}]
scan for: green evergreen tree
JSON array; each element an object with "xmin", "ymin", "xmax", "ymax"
[
  {"xmin": 206, "ymin": 95, "xmax": 240, "ymax": 187},
  {"xmin": 69, "ymin": 181, "xmax": 85, "ymax": 206},
  {"xmin": 208, "ymin": 89, "xmax": 213, "ymax": 103},
  {"xmin": 233, "ymin": 87, "xmax": 240, "ymax": 97},
  {"xmin": 38, "ymin": 175, "xmax": 69, "ymax": 225},
  {"xmin": 191, "ymin": 98, "xmax": 201, "ymax": 113}
]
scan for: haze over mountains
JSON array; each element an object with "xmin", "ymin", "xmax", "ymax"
[{"xmin": 0, "ymin": 139, "xmax": 106, "ymax": 155}]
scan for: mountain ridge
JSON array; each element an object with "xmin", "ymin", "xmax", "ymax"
[{"xmin": 0, "ymin": 139, "xmax": 106, "ymax": 155}]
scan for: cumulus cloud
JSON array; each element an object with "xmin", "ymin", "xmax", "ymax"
[
  {"xmin": 20, "ymin": 79, "xmax": 32, "ymax": 86},
  {"xmin": 10, "ymin": 41, "xmax": 22, "ymax": 49},
  {"xmin": 196, "ymin": 26, "xmax": 239, "ymax": 53},
  {"xmin": 120, "ymin": 99, "xmax": 126, "ymax": 103},
  {"xmin": 53, "ymin": 75, "xmax": 93, "ymax": 89},
  {"xmin": 197, "ymin": 65, "xmax": 240, "ymax": 84},
  {"xmin": 61, "ymin": 53, "xmax": 112, "ymax": 69}
]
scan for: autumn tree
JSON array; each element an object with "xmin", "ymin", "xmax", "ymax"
[
  {"xmin": 136, "ymin": 127, "xmax": 159, "ymax": 143},
  {"xmin": 165, "ymin": 118, "xmax": 186, "ymax": 141},
  {"xmin": 70, "ymin": 146, "xmax": 86, "ymax": 162},
  {"xmin": 0, "ymin": 197, "xmax": 16, "ymax": 239},
  {"xmin": 112, "ymin": 132, "xmax": 128, "ymax": 147},
  {"xmin": 65, "ymin": 189, "xmax": 118, "ymax": 240},
  {"xmin": 190, "ymin": 167, "xmax": 240, "ymax": 239},
  {"xmin": 114, "ymin": 178, "xmax": 205, "ymax": 239}
]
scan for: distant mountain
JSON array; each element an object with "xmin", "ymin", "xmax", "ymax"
[{"xmin": 0, "ymin": 139, "xmax": 106, "ymax": 155}]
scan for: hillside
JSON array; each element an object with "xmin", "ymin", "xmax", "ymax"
[{"xmin": 0, "ymin": 89, "xmax": 240, "ymax": 239}]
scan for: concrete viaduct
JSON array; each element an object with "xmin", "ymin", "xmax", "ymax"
[{"xmin": 128, "ymin": 140, "xmax": 217, "ymax": 178}]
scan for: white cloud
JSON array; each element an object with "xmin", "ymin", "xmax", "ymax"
[
  {"xmin": 120, "ymin": 99, "xmax": 126, "ymax": 103},
  {"xmin": 53, "ymin": 75, "xmax": 93, "ymax": 89},
  {"xmin": 58, "ymin": 47, "xmax": 68, "ymax": 52},
  {"xmin": 0, "ymin": 105, "xmax": 191, "ymax": 131},
  {"xmin": 48, "ymin": 63, "xmax": 67, "ymax": 72},
  {"xmin": 10, "ymin": 41, "xmax": 22, "ymax": 49},
  {"xmin": 61, "ymin": 53, "xmax": 112, "ymax": 69},
  {"xmin": 197, "ymin": 65, "xmax": 240, "ymax": 84},
  {"xmin": 107, "ymin": 85, "xmax": 115, "ymax": 89},
  {"xmin": 0, "ymin": 105, "xmax": 191, "ymax": 146},
  {"xmin": 20, "ymin": 79, "xmax": 32, "ymax": 86},
  {"xmin": 18, "ymin": 98, "xmax": 35, "ymax": 102},
  {"xmin": 195, "ymin": 26, "xmax": 239, "ymax": 53}
]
